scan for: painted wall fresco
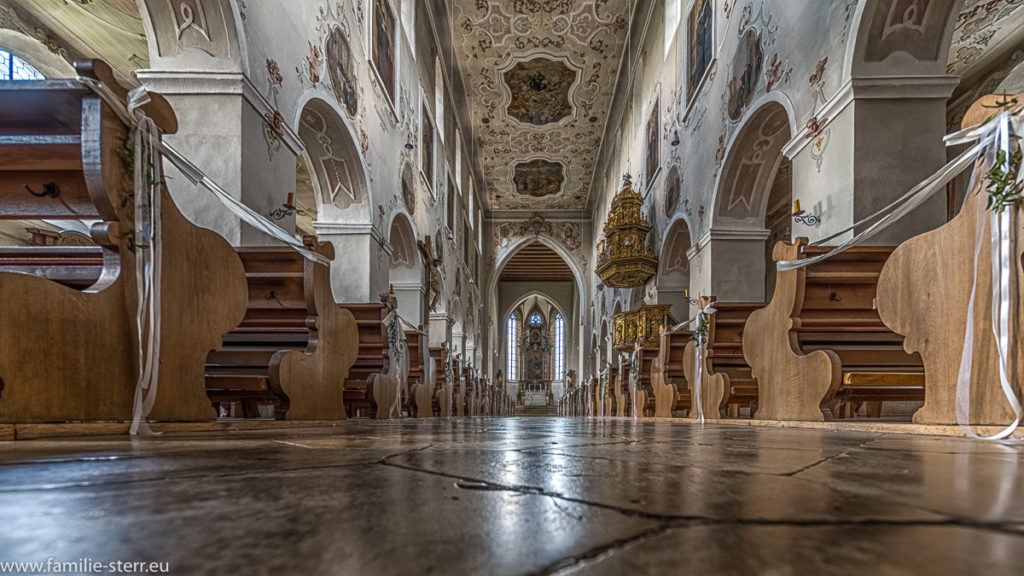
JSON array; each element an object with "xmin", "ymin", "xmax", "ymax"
[
  {"xmin": 371, "ymin": 0, "xmax": 396, "ymax": 102},
  {"xmin": 727, "ymin": 29, "xmax": 764, "ymax": 121},
  {"xmin": 688, "ymin": 0, "xmax": 714, "ymax": 102},
  {"xmin": 325, "ymin": 25, "xmax": 358, "ymax": 117}
]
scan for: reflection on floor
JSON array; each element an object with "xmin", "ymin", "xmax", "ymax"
[{"xmin": 1, "ymin": 419, "xmax": 1022, "ymax": 575}]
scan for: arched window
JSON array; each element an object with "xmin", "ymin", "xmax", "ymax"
[
  {"xmin": 554, "ymin": 314, "xmax": 565, "ymax": 381},
  {"xmin": 506, "ymin": 314, "xmax": 519, "ymax": 381},
  {"xmin": 0, "ymin": 49, "xmax": 45, "ymax": 81},
  {"xmin": 528, "ymin": 314, "xmax": 542, "ymax": 325}
]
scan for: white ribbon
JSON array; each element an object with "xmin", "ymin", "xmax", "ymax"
[
  {"xmin": 128, "ymin": 87, "xmax": 162, "ymax": 437},
  {"xmin": 954, "ymin": 112, "xmax": 1022, "ymax": 440},
  {"xmin": 690, "ymin": 302, "xmax": 717, "ymax": 425},
  {"xmin": 75, "ymin": 76, "xmax": 329, "ymax": 267},
  {"xmin": 775, "ymin": 107, "xmax": 1021, "ymax": 439}
]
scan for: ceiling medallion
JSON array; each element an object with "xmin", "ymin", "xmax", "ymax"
[
  {"xmin": 513, "ymin": 159, "xmax": 565, "ymax": 198},
  {"xmin": 502, "ymin": 57, "xmax": 578, "ymax": 127},
  {"xmin": 596, "ymin": 174, "xmax": 658, "ymax": 289}
]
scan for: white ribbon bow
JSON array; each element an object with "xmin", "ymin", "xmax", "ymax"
[
  {"xmin": 954, "ymin": 112, "xmax": 1022, "ymax": 440},
  {"xmin": 127, "ymin": 87, "xmax": 162, "ymax": 437},
  {"xmin": 690, "ymin": 301, "xmax": 717, "ymax": 425}
]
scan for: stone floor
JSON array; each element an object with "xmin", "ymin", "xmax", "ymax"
[{"xmin": 1, "ymin": 419, "xmax": 1022, "ymax": 575}]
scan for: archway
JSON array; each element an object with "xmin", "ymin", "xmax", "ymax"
[
  {"xmin": 492, "ymin": 239, "xmax": 582, "ymax": 399},
  {"xmin": 657, "ymin": 217, "xmax": 694, "ymax": 319},
  {"xmin": 296, "ymin": 98, "xmax": 378, "ymax": 303},
  {"xmin": 709, "ymin": 101, "xmax": 792, "ymax": 302},
  {"xmin": 388, "ymin": 213, "xmax": 423, "ymax": 327}
]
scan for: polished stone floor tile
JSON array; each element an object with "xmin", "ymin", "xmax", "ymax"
[
  {"xmin": 555, "ymin": 524, "xmax": 1024, "ymax": 576},
  {"xmin": 0, "ymin": 419, "xmax": 1021, "ymax": 575}
]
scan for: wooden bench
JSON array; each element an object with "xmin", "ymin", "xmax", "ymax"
[
  {"xmin": 657, "ymin": 325, "xmax": 693, "ymax": 417},
  {"xmin": 0, "ymin": 60, "xmax": 248, "ymax": 424},
  {"xmin": 0, "ymin": 246, "xmax": 103, "ymax": 289},
  {"xmin": 876, "ymin": 94, "xmax": 1023, "ymax": 426},
  {"xmin": 338, "ymin": 302, "xmax": 387, "ymax": 417},
  {"xmin": 428, "ymin": 346, "xmax": 451, "ymax": 417},
  {"xmin": 680, "ymin": 299, "xmax": 764, "ymax": 418},
  {"xmin": 204, "ymin": 240, "xmax": 358, "ymax": 420},
  {"xmin": 744, "ymin": 240, "xmax": 924, "ymax": 421}
]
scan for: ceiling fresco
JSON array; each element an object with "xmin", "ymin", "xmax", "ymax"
[
  {"xmin": 1, "ymin": 0, "xmax": 148, "ymax": 83},
  {"xmin": 513, "ymin": 159, "xmax": 565, "ymax": 198},
  {"xmin": 503, "ymin": 57, "xmax": 578, "ymax": 126},
  {"xmin": 948, "ymin": 0, "xmax": 1024, "ymax": 75},
  {"xmin": 453, "ymin": 0, "xmax": 629, "ymax": 212}
]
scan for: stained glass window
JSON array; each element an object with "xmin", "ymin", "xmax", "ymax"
[
  {"xmin": 506, "ymin": 314, "xmax": 519, "ymax": 381},
  {"xmin": 554, "ymin": 314, "xmax": 565, "ymax": 381},
  {"xmin": 0, "ymin": 50, "xmax": 45, "ymax": 81}
]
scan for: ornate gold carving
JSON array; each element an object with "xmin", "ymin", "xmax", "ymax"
[
  {"xmin": 596, "ymin": 175, "xmax": 658, "ymax": 288},
  {"xmin": 612, "ymin": 304, "xmax": 674, "ymax": 352}
]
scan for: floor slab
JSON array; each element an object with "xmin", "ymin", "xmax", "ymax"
[{"xmin": 0, "ymin": 418, "xmax": 1021, "ymax": 575}]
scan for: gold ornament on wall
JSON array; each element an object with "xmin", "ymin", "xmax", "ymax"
[
  {"xmin": 612, "ymin": 304, "xmax": 674, "ymax": 352},
  {"xmin": 596, "ymin": 174, "xmax": 658, "ymax": 288}
]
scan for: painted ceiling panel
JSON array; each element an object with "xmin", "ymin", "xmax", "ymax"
[{"xmin": 452, "ymin": 0, "xmax": 629, "ymax": 212}]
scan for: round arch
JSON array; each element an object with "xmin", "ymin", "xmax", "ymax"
[
  {"xmin": 388, "ymin": 212, "xmax": 423, "ymax": 326},
  {"xmin": 296, "ymin": 97, "xmax": 371, "ymax": 224},
  {"xmin": 0, "ymin": 31, "xmax": 74, "ymax": 78},
  {"xmin": 710, "ymin": 99, "xmax": 794, "ymax": 230},
  {"xmin": 137, "ymin": 0, "xmax": 248, "ymax": 75},
  {"xmin": 657, "ymin": 216, "xmax": 694, "ymax": 319},
  {"xmin": 845, "ymin": 0, "xmax": 965, "ymax": 80}
]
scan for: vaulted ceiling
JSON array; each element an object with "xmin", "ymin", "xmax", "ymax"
[
  {"xmin": 499, "ymin": 242, "xmax": 574, "ymax": 282},
  {"xmin": 452, "ymin": 0, "xmax": 630, "ymax": 214},
  {"xmin": 0, "ymin": 0, "xmax": 148, "ymax": 84}
]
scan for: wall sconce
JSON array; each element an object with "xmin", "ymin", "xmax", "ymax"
[
  {"xmin": 405, "ymin": 133, "xmax": 415, "ymax": 150},
  {"xmin": 670, "ymin": 130, "xmax": 680, "ymax": 147},
  {"xmin": 792, "ymin": 200, "xmax": 820, "ymax": 226},
  {"xmin": 683, "ymin": 289, "xmax": 699, "ymax": 306},
  {"xmin": 269, "ymin": 192, "xmax": 312, "ymax": 221}
]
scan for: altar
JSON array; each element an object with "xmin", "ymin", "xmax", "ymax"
[{"xmin": 524, "ymin": 391, "xmax": 548, "ymax": 407}]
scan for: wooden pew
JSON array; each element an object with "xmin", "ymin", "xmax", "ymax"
[
  {"xmin": 0, "ymin": 246, "xmax": 103, "ymax": 289},
  {"xmin": 658, "ymin": 325, "xmax": 693, "ymax": 417},
  {"xmin": 744, "ymin": 240, "xmax": 924, "ymax": 421},
  {"xmin": 631, "ymin": 346, "xmax": 658, "ymax": 417},
  {"xmin": 609, "ymin": 364, "xmax": 624, "ymax": 417},
  {"xmin": 407, "ymin": 331, "xmax": 438, "ymax": 418},
  {"xmin": 204, "ymin": 240, "xmax": 358, "ymax": 420},
  {"xmin": 876, "ymin": 94, "xmax": 1023, "ymax": 426},
  {"xmin": 0, "ymin": 60, "xmax": 248, "ymax": 424},
  {"xmin": 428, "ymin": 346, "xmax": 451, "ymax": 417},
  {"xmin": 338, "ymin": 302, "xmax": 387, "ymax": 417},
  {"xmin": 683, "ymin": 299, "xmax": 763, "ymax": 418}
]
